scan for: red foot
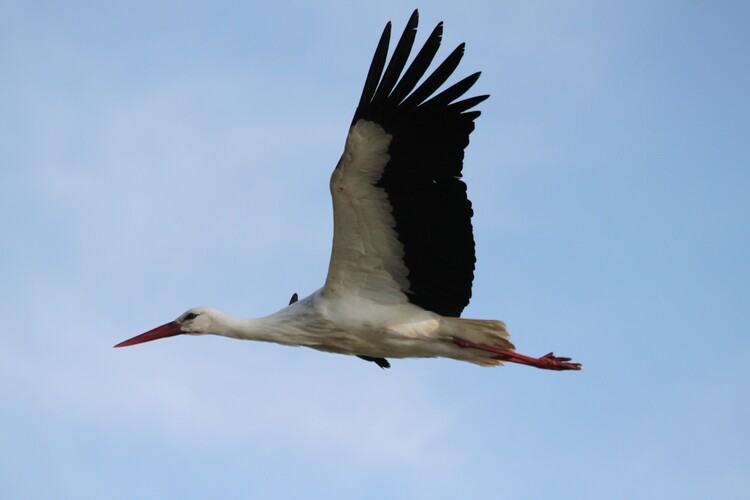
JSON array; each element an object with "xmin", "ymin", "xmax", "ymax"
[{"xmin": 453, "ymin": 337, "xmax": 582, "ymax": 371}]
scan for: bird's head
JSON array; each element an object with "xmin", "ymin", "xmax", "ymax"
[{"xmin": 114, "ymin": 307, "xmax": 217, "ymax": 348}]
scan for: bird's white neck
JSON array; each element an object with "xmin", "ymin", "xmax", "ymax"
[{"xmin": 205, "ymin": 307, "xmax": 324, "ymax": 348}]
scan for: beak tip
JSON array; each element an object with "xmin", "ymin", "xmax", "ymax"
[{"xmin": 114, "ymin": 321, "xmax": 182, "ymax": 349}]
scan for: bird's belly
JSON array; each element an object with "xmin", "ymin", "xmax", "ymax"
[
  {"xmin": 286, "ymin": 291, "xmax": 452, "ymax": 359},
  {"xmin": 304, "ymin": 317, "xmax": 449, "ymax": 359}
]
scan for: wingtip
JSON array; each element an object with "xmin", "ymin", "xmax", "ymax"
[{"xmin": 406, "ymin": 10, "xmax": 419, "ymax": 34}]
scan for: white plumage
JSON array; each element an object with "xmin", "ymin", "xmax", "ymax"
[{"xmin": 115, "ymin": 10, "xmax": 581, "ymax": 371}]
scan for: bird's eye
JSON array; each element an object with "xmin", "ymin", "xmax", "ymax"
[{"xmin": 184, "ymin": 312, "xmax": 198, "ymax": 321}]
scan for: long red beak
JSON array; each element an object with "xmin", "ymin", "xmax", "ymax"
[{"xmin": 114, "ymin": 321, "xmax": 182, "ymax": 348}]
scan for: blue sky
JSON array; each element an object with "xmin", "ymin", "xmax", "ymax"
[{"xmin": 2, "ymin": 1, "xmax": 748, "ymax": 498}]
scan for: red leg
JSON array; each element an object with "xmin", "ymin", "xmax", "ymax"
[{"xmin": 453, "ymin": 337, "xmax": 582, "ymax": 371}]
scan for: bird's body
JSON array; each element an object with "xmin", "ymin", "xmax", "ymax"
[
  {"xmin": 115, "ymin": 10, "xmax": 581, "ymax": 372},
  {"xmin": 179, "ymin": 291, "xmax": 510, "ymax": 367}
]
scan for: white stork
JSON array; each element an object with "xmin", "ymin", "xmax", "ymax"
[{"xmin": 115, "ymin": 10, "xmax": 581, "ymax": 371}]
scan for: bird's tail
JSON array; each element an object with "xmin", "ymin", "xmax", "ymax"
[{"xmin": 444, "ymin": 317, "xmax": 515, "ymax": 367}]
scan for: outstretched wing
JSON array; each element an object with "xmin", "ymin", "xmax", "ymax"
[{"xmin": 323, "ymin": 10, "xmax": 488, "ymax": 317}]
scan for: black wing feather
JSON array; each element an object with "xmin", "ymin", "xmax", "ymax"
[
  {"xmin": 351, "ymin": 10, "xmax": 487, "ymax": 317},
  {"xmin": 423, "ymin": 72, "xmax": 483, "ymax": 108},
  {"xmin": 368, "ymin": 10, "xmax": 419, "ymax": 115},
  {"xmin": 353, "ymin": 22, "xmax": 391, "ymax": 125},
  {"xmin": 387, "ymin": 22, "xmax": 443, "ymax": 106},
  {"xmin": 447, "ymin": 95, "xmax": 490, "ymax": 114},
  {"xmin": 396, "ymin": 43, "xmax": 465, "ymax": 116}
]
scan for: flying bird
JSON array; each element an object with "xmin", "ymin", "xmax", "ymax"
[{"xmin": 115, "ymin": 10, "xmax": 581, "ymax": 371}]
